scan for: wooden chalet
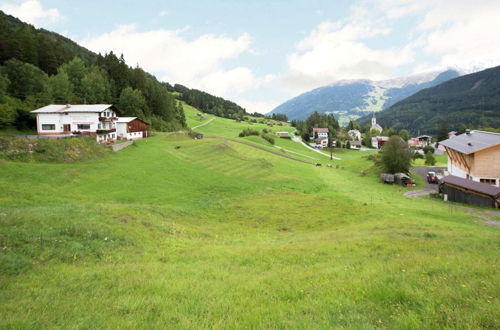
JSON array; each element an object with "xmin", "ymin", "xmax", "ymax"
[
  {"xmin": 439, "ymin": 130, "xmax": 500, "ymax": 187},
  {"xmin": 116, "ymin": 117, "xmax": 149, "ymax": 140}
]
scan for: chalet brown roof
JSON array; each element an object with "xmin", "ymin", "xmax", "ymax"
[
  {"xmin": 439, "ymin": 130, "xmax": 500, "ymax": 154},
  {"xmin": 441, "ymin": 175, "xmax": 500, "ymax": 198}
]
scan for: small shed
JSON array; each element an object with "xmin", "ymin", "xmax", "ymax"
[
  {"xmin": 439, "ymin": 175, "xmax": 500, "ymax": 208},
  {"xmin": 276, "ymin": 132, "xmax": 290, "ymax": 138},
  {"xmin": 394, "ymin": 173, "xmax": 413, "ymax": 185},
  {"xmin": 380, "ymin": 173, "xmax": 395, "ymax": 184}
]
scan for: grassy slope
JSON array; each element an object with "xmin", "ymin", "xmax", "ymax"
[{"xmin": 0, "ymin": 109, "xmax": 498, "ymax": 328}]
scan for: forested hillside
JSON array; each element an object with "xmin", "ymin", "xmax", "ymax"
[
  {"xmin": 0, "ymin": 10, "xmax": 247, "ymax": 132},
  {"xmin": 358, "ymin": 65, "xmax": 500, "ymax": 134},
  {"xmin": 167, "ymin": 83, "xmax": 248, "ymax": 120}
]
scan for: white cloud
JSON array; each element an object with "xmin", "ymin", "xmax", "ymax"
[
  {"xmin": 280, "ymin": 18, "xmax": 414, "ymax": 95},
  {"xmin": 277, "ymin": 0, "xmax": 500, "ymax": 97},
  {"xmin": 81, "ymin": 25, "xmax": 259, "ymax": 99},
  {"xmin": 159, "ymin": 10, "xmax": 169, "ymax": 17},
  {"xmin": 0, "ymin": 0, "xmax": 64, "ymax": 27},
  {"xmin": 236, "ymin": 99, "xmax": 281, "ymax": 115}
]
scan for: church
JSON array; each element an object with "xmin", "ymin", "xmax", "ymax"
[{"xmin": 371, "ymin": 112, "xmax": 383, "ymax": 133}]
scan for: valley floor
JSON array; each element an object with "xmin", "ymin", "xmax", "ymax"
[{"xmin": 0, "ymin": 113, "xmax": 498, "ymax": 328}]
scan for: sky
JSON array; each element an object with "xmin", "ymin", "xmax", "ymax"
[{"xmin": 2, "ymin": 0, "xmax": 500, "ymax": 113}]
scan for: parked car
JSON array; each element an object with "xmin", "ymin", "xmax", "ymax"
[{"xmin": 427, "ymin": 171, "xmax": 438, "ymax": 184}]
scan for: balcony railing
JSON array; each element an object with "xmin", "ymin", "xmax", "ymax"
[
  {"xmin": 99, "ymin": 116, "xmax": 118, "ymax": 121},
  {"xmin": 96, "ymin": 128, "xmax": 116, "ymax": 134}
]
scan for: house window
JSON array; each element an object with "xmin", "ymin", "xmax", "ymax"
[
  {"xmin": 77, "ymin": 124, "xmax": 91, "ymax": 130},
  {"xmin": 41, "ymin": 124, "xmax": 55, "ymax": 130},
  {"xmin": 480, "ymin": 178, "xmax": 496, "ymax": 185}
]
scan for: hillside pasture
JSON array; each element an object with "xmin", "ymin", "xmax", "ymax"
[{"xmin": 0, "ymin": 131, "xmax": 498, "ymax": 328}]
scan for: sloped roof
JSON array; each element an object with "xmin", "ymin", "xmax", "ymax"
[
  {"xmin": 441, "ymin": 175, "xmax": 500, "ymax": 198},
  {"xmin": 116, "ymin": 117, "xmax": 137, "ymax": 123},
  {"xmin": 439, "ymin": 130, "xmax": 500, "ymax": 154},
  {"xmin": 313, "ymin": 128, "xmax": 329, "ymax": 133},
  {"xmin": 31, "ymin": 104, "xmax": 114, "ymax": 113}
]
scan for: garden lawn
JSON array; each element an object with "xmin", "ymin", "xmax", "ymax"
[{"xmin": 0, "ymin": 130, "xmax": 498, "ymax": 328}]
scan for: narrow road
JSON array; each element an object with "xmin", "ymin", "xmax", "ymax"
[
  {"xmin": 273, "ymin": 145, "xmax": 320, "ymax": 161},
  {"xmin": 208, "ymin": 136, "xmax": 318, "ymax": 166},
  {"xmin": 291, "ymin": 136, "xmax": 341, "ymax": 160},
  {"xmin": 404, "ymin": 166, "xmax": 446, "ymax": 197},
  {"xmin": 191, "ymin": 117, "xmax": 215, "ymax": 130}
]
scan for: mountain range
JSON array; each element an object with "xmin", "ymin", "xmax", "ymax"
[
  {"xmin": 358, "ymin": 65, "xmax": 500, "ymax": 134},
  {"xmin": 268, "ymin": 70, "xmax": 460, "ymax": 125}
]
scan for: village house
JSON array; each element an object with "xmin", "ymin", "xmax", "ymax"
[
  {"xmin": 312, "ymin": 128, "xmax": 329, "ymax": 148},
  {"xmin": 115, "ymin": 117, "xmax": 149, "ymax": 140},
  {"xmin": 371, "ymin": 136, "xmax": 389, "ymax": 149},
  {"xmin": 347, "ymin": 129, "xmax": 361, "ymax": 141},
  {"xmin": 439, "ymin": 130, "xmax": 500, "ymax": 187},
  {"xmin": 407, "ymin": 137, "xmax": 419, "ymax": 148},
  {"xmin": 348, "ymin": 140, "xmax": 361, "ymax": 150},
  {"xmin": 448, "ymin": 131, "xmax": 457, "ymax": 139},
  {"xmin": 31, "ymin": 104, "xmax": 148, "ymax": 143},
  {"xmin": 407, "ymin": 135, "xmax": 432, "ymax": 148}
]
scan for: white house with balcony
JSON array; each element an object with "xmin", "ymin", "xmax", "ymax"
[{"xmin": 31, "ymin": 104, "xmax": 120, "ymax": 143}]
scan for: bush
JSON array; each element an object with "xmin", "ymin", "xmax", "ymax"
[
  {"xmin": 238, "ymin": 128, "xmax": 259, "ymax": 137},
  {"xmin": 380, "ymin": 135, "xmax": 412, "ymax": 174},
  {"xmin": 422, "ymin": 145, "xmax": 435, "ymax": 154},
  {"xmin": 413, "ymin": 152, "xmax": 424, "ymax": 160},
  {"xmin": 425, "ymin": 151, "xmax": 436, "ymax": 166},
  {"xmin": 261, "ymin": 133, "xmax": 275, "ymax": 145}
]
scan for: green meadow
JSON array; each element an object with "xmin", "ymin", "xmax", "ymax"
[{"xmin": 0, "ymin": 112, "xmax": 498, "ymax": 329}]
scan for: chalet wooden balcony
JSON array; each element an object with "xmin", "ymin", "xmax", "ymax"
[
  {"xmin": 96, "ymin": 128, "xmax": 116, "ymax": 134},
  {"xmin": 99, "ymin": 116, "xmax": 118, "ymax": 121}
]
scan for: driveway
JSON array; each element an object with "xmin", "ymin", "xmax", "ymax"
[
  {"xmin": 405, "ymin": 166, "xmax": 446, "ymax": 197},
  {"xmin": 412, "ymin": 166, "xmax": 446, "ymax": 190}
]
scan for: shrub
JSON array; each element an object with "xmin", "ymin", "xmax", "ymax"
[
  {"xmin": 413, "ymin": 152, "xmax": 424, "ymax": 160},
  {"xmin": 238, "ymin": 128, "xmax": 259, "ymax": 137},
  {"xmin": 425, "ymin": 151, "xmax": 436, "ymax": 166},
  {"xmin": 423, "ymin": 145, "xmax": 435, "ymax": 154},
  {"xmin": 261, "ymin": 133, "xmax": 275, "ymax": 145},
  {"xmin": 380, "ymin": 135, "xmax": 412, "ymax": 174}
]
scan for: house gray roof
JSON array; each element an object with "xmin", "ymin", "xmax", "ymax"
[
  {"xmin": 31, "ymin": 104, "xmax": 114, "ymax": 114},
  {"xmin": 441, "ymin": 175, "xmax": 500, "ymax": 198},
  {"xmin": 116, "ymin": 117, "xmax": 137, "ymax": 123},
  {"xmin": 439, "ymin": 130, "xmax": 500, "ymax": 154}
]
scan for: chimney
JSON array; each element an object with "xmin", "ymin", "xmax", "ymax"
[{"xmin": 65, "ymin": 104, "xmax": 71, "ymax": 108}]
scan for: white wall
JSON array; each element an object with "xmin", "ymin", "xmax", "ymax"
[
  {"xmin": 37, "ymin": 112, "xmax": 100, "ymax": 134},
  {"xmin": 116, "ymin": 122, "xmax": 128, "ymax": 138},
  {"xmin": 37, "ymin": 113, "xmax": 63, "ymax": 133},
  {"xmin": 127, "ymin": 131, "xmax": 143, "ymax": 140}
]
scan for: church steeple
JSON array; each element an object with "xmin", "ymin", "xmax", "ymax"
[{"xmin": 371, "ymin": 112, "xmax": 376, "ymax": 127}]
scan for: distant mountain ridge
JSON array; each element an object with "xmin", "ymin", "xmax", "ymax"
[
  {"xmin": 268, "ymin": 70, "xmax": 460, "ymax": 125},
  {"xmin": 357, "ymin": 65, "xmax": 500, "ymax": 134}
]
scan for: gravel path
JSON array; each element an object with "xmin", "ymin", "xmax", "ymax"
[{"xmin": 192, "ymin": 117, "xmax": 215, "ymax": 130}]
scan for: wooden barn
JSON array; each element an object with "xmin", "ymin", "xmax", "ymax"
[
  {"xmin": 116, "ymin": 117, "xmax": 149, "ymax": 140},
  {"xmin": 440, "ymin": 175, "xmax": 500, "ymax": 208}
]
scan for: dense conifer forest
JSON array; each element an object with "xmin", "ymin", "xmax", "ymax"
[{"xmin": 0, "ymin": 10, "xmax": 250, "ymax": 131}]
